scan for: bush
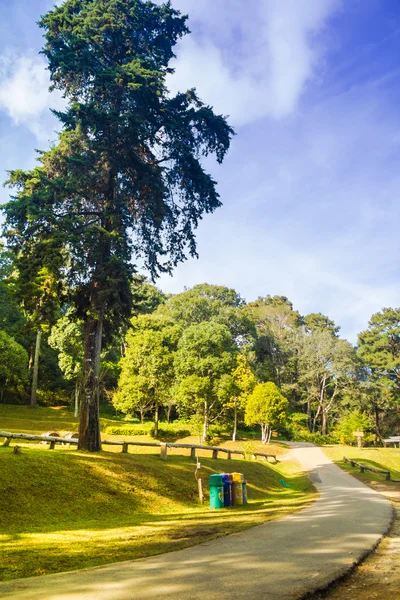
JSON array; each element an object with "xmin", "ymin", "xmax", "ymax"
[
  {"xmin": 36, "ymin": 389, "xmax": 71, "ymax": 407},
  {"xmin": 333, "ymin": 411, "xmax": 374, "ymax": 445},
  {"xmin": 205, "ymin": 423, "xmax": 227, "ymax": 446},
  {"xmin": 290, "ymin": 430, "xmax": 336, "ymax": 445},
  {"xmin": 150, "ymin": 426, "xmax": 191, "ymax": 442},
  {"xmin": 105, "ymin": 423, "xmax": 153, "ymax": 436},
  {"xmin": 283, "ymin": 412, "xmax": 309, "ymax": 440},
  {"xmin": 105, "ymin": 421, "xmax": 192, "ymax": 439}
]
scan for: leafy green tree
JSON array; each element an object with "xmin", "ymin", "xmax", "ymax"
[
  {"xmin": 228, "ymin": 353, "xmax": 257, "ymax": 441},
  {"xmin": 159, "ymin": 284, "xmax": 255, "ymax": 344},
  {"xmin": 246, "ymin": 295, "xmax": 301, "ymax": 391},
  {"xmin": 113, "ymin": 314, "xmax": 179, "ymax": 432},
  {"xmin": 0, "ymin": 331, "xmax": 29, "ymax": 402},
  {"xmin": 131, "ymin": 276, "xmax": 167, "ymax": 317},
  {"xmin": 295, "ymin": 330, "xmax": 358, "ymax": 434},
  {"xmin": 15, "ymin": 262, "xmax": 62, "ymax": 408},
  {"xmin": 0, "ymin": 276, "xmax": 25, "ymax": 343},
  {"xmin": 358, "ymin": 307, "xmax": 400, "ymax": 395},
  {"xmin": 357, "ymin": 308, "xmax": 400, "ymax": 438},
  {"xmin": 174, "ymin": 321, "xmax": 237, "ymax": 441},
  {"xmin": 335, "ymin": 411, "xmax": 373, "ymax": 445},
  {"xmin": 245, "ymin": 382, "xmax": 289, "ymax": 444},
  {"xmin": 0, "ymin": 243, "xmax": 13, "ymax": 278},
  {"xmin": 303, "ymin": 313, "xmax": 340, "ymax": 336},
  {"xmin": 48, "ymin": 310, "xmax": 84, "ymax": 417},
  {"xmin": 3, "ymin": 0, "xmax": 233, "ymax": 450}
]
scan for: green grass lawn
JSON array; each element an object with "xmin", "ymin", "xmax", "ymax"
[
  {"xmin": 0, "ymin": 404, "xmax": 121, "ymax": 435},
  {"xmin": 0, "ymin": 443, "xmax": 315, "ymax": 581},
  {"xmin": 322, "ymin": 445, "xmax": 400, "ymax": 483}
]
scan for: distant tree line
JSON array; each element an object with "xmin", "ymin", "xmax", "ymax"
[
  {"xmin": 1, "ymin": 0, "xmax": 399, "ymax": 450},
  {"xmin": 1, "ymin": 255, "xmax": 399, "ymax": 444}
]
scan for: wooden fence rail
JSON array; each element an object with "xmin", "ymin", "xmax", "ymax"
[
  {"xmin": 343, "ymin": 456, "xmax": 391, "ymax": 480},
  {"xmin": 0, "ymin": 430, "xmax": 278, "ymax": 462}
]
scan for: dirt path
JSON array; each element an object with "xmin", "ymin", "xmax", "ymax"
[{"xmin": 311, "ymin": 483, "xmax": 400, "ymax": 600}]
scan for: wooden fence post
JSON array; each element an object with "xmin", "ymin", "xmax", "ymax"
[
  {"xmin": 190, "ymin": 447, "xmax": 196, "ymax": 460},
  {"xmin": 212, "ymin": 449, "xmax": 218, "ymax": 459},
  {"xmin": 197, "ymin": 478, "xmax": 204, "ymax": 504},
  {"xmin": 49, "ymin": 441, "xmax": 55, "ymax": 450},
  {"xmin": 3, "ymin": 438, "xmax": 11, "ymax": 447},
  {"xmin": 122, "ymin": 442, "xmax": 128, "ymax": 454},
  {"xmin": 160, "ymin": 443, "xmax": 168, "ymax": 460},
  {"xmin": 227, "ymin": 451, "xmax": 232, "ymax": 460}
]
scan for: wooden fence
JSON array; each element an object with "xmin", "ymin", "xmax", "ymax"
[
  {"xmin": 0, "ymin": 430, "xmax": 278, "ymax": 462},
  {"xmin": 343, "ymin": 456, "xmax": 391, "ymax": 480}
]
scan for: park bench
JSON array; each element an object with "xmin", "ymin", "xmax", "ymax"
[
  {"xmin": 251, "ymin": 452, "xmax": 278, "ymax": 462},
  {"xmin": 383, "ymin": 436, "xmax": 400, "ymax": 448}
]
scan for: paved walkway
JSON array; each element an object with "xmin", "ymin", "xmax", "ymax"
[{"xmin": 0, "ymin": 445, "xmax": 393, "ymax": 600}]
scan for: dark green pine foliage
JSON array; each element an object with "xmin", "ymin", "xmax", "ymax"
[{"xmin": 3, "ymin": 0, "xmax": 234, "ymax": 450}]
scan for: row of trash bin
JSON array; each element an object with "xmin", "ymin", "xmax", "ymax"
[{"xmin": 209, "ymin": 472, "xmax": 247, "ymax": 509}]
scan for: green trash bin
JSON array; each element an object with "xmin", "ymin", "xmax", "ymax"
[{"xmin": 209, "ymin": 473, "xmax": 225, "ymax": 509}]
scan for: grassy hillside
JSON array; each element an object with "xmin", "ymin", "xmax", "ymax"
[
  {"xmin": 0, "ymin": 404, "xmax": 110, "ymax": 435},
  {"xmin": 0, "ymin": 443, "xmax": 315, "ymax": 581},
  {"xmin": 323, "ymin": 445, "xmax": 400, "ymax": 482}
]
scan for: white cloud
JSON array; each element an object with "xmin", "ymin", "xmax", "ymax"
[
  {"xmin": 166, "ymin": 0, "xmax": 340, "ymax": 125},
  {"xmin": 157, "ymin": 81, "xmax": 400, "ymax": 344},
  {"xmin": 0, "ymin": 53, "xmax": 64, "ymax": 142}
]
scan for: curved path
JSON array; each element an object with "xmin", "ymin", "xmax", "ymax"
[{"xmin": 0, "ymin": 445, "xmax": 393, "ymax": 600}]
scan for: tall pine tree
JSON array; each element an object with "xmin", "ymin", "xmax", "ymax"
[{"xmin": 3, "ymin": 0, "xmax": 234, "ymax": 450}]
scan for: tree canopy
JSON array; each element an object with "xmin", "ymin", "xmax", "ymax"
[
  {"xmin": 3, "ymin": 0, "xmax": 234, "ymax": 450},
  {"xmin": 245, "ymin": 382, "xmax": 289, "ymax": 444}
]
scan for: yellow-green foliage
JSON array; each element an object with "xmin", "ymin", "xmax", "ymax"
[{"xmin": 0, "ymin": 445, "xmax": 315, "ymax": 580}]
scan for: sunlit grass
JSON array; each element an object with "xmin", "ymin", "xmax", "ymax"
[
  {"xmin": 323, "ymin": 445, "xmax": 400, "ymax": 483},
  {"xmin": 0, "ymin": 444, "xmax": 315, "ymax": 581}
]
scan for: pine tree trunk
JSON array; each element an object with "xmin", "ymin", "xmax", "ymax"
[
  {"xmin": 74, "ymin": 381, "xmax": 79, "ymax": 418},
  {"xmin": 154, "ymin": 401, "xmax": 159, "ymax": 437},
  {"xmin": 202, "ymin": 400, "xmax": 209, "ymax": 442},
  {"xmin": 321, "ymin": 410, "xmax": 327, "ymax": 435},
  {"xmin": 78, "ymin": 314, "xmax": 103, "ymax": 451},
  {"xmin": 232, "ymin": 403, "xmax": 237, "ymax": 442},
  {"xmin": 167, "ymin": 405, "xmax": 172, "ymax": 423},
  {"xmin": 30, "ymin": 329, "xmax": 42, "ymax": 408},
  {"xmin": 374, "ymin": 405, "xmax": 381, "ymax": 446},
  {"xmin": 307, "ymin": 397, "xmax": 312, "ymax": 432}
]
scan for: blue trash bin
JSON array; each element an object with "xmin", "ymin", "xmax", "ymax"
[{"xmin": 223, "ymin": 473, "xmax": 233, "ymax": 507}]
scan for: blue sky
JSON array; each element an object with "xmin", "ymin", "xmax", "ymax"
[{"xmin": 1, "ymin": 0, "xmax": 400, "ymax": 342}]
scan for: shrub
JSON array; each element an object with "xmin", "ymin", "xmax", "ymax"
[
  {"xmin": 105, "ymin": 421, "xmax": 192, "ymax": 439},
  {"xmin": 150, "ymin": 426, "xmax": 191, "ymax": 442},
  {"xmin": 105, "ymin": 424, "xmax": 153, "ymax": 436},
  {"xmin": 36, "ymin": 389, "xmax": 71, "ymax": 407},
  {"xmin": 334, "ymin": 411, "xmax": 374, "ymax": 445},
  {"xmin": 290, "ymin": 430, "xmax": 336, "ymax": 445}
]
